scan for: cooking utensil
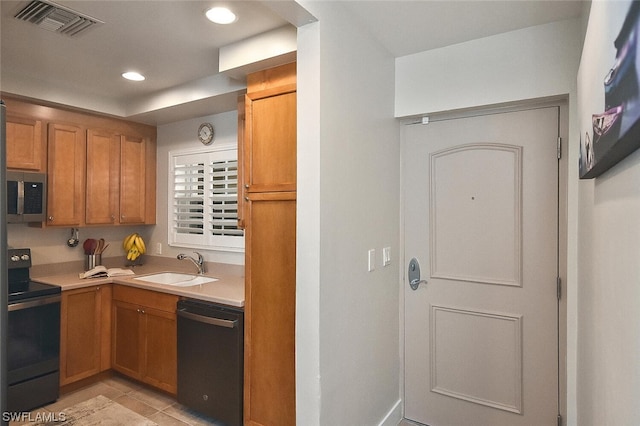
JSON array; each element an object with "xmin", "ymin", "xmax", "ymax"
[
  {"xmin": 83, "ymin": 238, "xmax": 97, "ymax": 255},
  {"xmin": 67, "ymin": 228, "xmax": 79, "ymax": 248},
  {"xmin": 95, "ymin": 238, "xmax": 105, "ymax": 254}
]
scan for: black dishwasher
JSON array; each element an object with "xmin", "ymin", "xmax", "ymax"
[{"xmin": 177, "ymin": 298, "xmax": 244, "ymax": 426}]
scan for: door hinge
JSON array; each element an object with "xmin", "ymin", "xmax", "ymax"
[
  {"xmin": 557, "ymin": 137, "xmax": 562, "ymax": 160},
  {"xmin": 557, "ymin": 276, "xmax": 562, "ymax": 300},
  {"xmin": 558, "ymin": 413, "xmax": 563, "ymax": 426}
]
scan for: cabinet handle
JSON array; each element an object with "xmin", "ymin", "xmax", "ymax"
[
  {"xmin": 111, "ymin": 215, "xmax": 116, "ymax": 221},
  {"xmin": 48, "ymin": 216, "xmax": 54, "ymax": 221},
  {"xmin": 244, "ymin": 184, "xmax": 249, "ymax": 189}
]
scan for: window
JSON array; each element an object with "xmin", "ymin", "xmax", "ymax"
[{"xmin": 169, "ymin": 147, "xmax": 244, "ymax": 252}]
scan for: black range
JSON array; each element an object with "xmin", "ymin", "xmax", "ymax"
[{"xmin": 6, "ymin": 248, "xmax": 61, "ymax": 412}]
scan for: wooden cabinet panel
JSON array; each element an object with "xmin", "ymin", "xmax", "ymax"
[
  {"xmin": 60, "ymin": 285, "xmax": 112, "ymax": 386},
  {"xmin": 112, "ymin": 300, "xmax": 143, "ymax": 379},
  {"xmin": 237, "ymin": 95, "xmax": 246, "ymax": 230},
  {"xmin": 120, "ymin": 134, "xmax": 147, "ymax": 224},
  {"xmin": 245, "ymin": 90, "xmax": 297, "ymax": 193},
  {"xmin": 143, "ymin": 308, "xmax": 177, "ymax": 393},
  {"xmin": 245, "ymin": 194, "xmax": 297, "ymax": 426},
  {"xmin": 112, "ymin": 285, "xmax": 178, "ymax": 394},
  {"xmin": 86, "ymin": 129, "xmax": 120, "ymax": 225},
  {"xmin": 47, "ymin": 123, "xmax": 85, "ymax": 226},
  {"xmin": 243, "ymin": 63, "xmax": 297, "ymax": 426},
  {"xmin": 6, "ymin": 115, "xmax": 44, "ymax": 171}
]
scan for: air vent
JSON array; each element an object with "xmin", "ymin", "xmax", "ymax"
[{"xmin": 14, "ymin": 0, "xmax": 103, "ymax": 37}]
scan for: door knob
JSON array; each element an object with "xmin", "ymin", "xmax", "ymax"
[{"xmin": 408, "ymin": 257, "xmax": 428, "ymax": 290}]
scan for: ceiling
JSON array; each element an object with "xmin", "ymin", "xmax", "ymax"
[{"xmin": 0, "ymin": 0, "xmax": 585, "ymax": 125}]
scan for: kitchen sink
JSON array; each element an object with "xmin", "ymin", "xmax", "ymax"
[{"xmin": 134, "ymin": 272, "xmax": 218, "ymax": 287}]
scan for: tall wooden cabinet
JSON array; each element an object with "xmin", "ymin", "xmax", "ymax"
[{"xmin": 243, "ymin": 62, "xmax": 297, "ymax": 426}]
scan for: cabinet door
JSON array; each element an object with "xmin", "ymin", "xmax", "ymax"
[
  {"xmin": 60, "ymin": 286, "xmax": 102, "ymax": 385},
  {"xmin": 237, "ymin": 95, "xmax": 246, "ymax": 230},
  {"xmin": 86, "ymin": 129, "xmax": 120, "ymax": 224},
  {"xmin": 6, "ymin": 115, "xmax": 44, "ymax": 171},
  {"xmin": 120, "ymin": 134, "xmax": 147, "ymax": 224},
  {"xmin": 143, "ymin": 308, "xmax": 177, "ymax": 395},
  {"xmin": 244, "ymin": 89, "xmax": 297, "ymax": 193},
  {"xmin": 112, "ymin": 300, "xmax": 143, "ymax": 380},
  {"xmin": 245, "ymin": 192, "xmax": 297, "ymax": 426},
  {"xmin": 47, "ymin": 123, "xmax": 85, "ymax": 226}
]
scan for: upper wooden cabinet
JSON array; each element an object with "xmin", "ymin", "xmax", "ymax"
[
  {"xmin": 119, "ymin": 134, "xmax": 149, "ymax": 224},
  {"xmin": 6, "ymin": 115, "xmax": 45, "ymax": 171},
  {"xmin": 86, "ymin": 129, "xmax": 120, "ymax": 225},
  {"xmin": 1, "ymin": 95, "xmax": 157, "ymax": 227},
  {"xmin": 86, "ymin": 131, "xmax": 154, "ymax": 225},
  {"xmin": 47, "ymin": 122, "xmax": 86, "ymax": 227},
  {"xmin": 244, "ymin": 89, "xmax": 297, "ymax": 193}
]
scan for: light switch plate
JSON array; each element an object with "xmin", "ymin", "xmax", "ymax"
[
  {"xmin": 368, "ymin": 249, "xmax": 375, "ymax": 272},
  {"xmin": 383, "ymin": 247, "xmax": 391, "ymax": 266}
]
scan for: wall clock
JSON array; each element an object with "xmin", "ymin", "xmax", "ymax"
[{"xmin": 198, "ymin": 122, "xmax": 214, "ymax": 145}]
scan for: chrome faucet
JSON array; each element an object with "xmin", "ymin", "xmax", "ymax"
[{"xmin": 177, "ymin": 251, "xmax": 206, "ymax": 275}]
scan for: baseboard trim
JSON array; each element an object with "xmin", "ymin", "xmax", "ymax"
[{"xmin": 378, "ymin": 399, "xmax": 402, "ymax": 426}]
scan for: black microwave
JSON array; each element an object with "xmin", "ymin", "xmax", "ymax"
[{"xmin": 7, "ymin": 171, "xmax": 47, "ymax": 223}]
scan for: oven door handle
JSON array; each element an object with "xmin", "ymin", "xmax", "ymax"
[{"xmin": 8, "ymin": 295, "xmax": 61, "ymax": 312}]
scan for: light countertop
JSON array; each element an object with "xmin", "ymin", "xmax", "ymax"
[{"xmin": 32, "ymin": 257, "xmax": 244, "ymax": 308}]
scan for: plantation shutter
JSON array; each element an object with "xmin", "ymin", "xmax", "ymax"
[{"xmin": 170, "ymin": 148, "xmax": 244, "ymax": 251}]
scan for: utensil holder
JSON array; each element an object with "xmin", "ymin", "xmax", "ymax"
[{"xmin": 85, "ymin": 254, "xmax": 102, "ymax": 271}]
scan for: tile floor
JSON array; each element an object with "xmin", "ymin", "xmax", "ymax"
[
  {"xmin": 10, "ymin": 378, "xmax": 424, "ymax": 426},
  {"xmin": 10, "ymin": 375, "xmax": 223, "ymax": 425}
]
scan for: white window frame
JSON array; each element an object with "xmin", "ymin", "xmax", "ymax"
[{"xmin": 168, "ymin": 145, "xmax": 244, "ymax": 253}]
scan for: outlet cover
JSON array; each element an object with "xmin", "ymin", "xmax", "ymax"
[{"xmin": 368, "ymin": 249, "xmax": 375, "ymax": 272}]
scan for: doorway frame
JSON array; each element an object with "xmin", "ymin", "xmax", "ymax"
[{"xmin": 398, "ymin": 97, "xmax": 569, "ymax": 425}]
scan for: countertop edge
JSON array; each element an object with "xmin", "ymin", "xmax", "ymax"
[{"xmin": 33, "ymin": 270, "xmax": 245, "ymax": 308}]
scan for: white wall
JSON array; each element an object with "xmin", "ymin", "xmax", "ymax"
[
  {"xmin": 152, "ymin": 110, "xmax": 243, "ymax": 265},
  {"xmin": 394, "ymin": 18, "xmax": 583, "ymax": 425},
  {"xmin": 576, "ymin": 1, "xmax": 640, "ymax": 424},
  {"xmin": 395, "ymin": 18, "xmax": 583, "ymax": 118},
  {"xmin": 297, "ymin": 2, "xmax": 401, "ymax": 425}
]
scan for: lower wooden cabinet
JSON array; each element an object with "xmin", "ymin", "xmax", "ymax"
[
  {"xmin": 111, "ymin": 285, "xmax": 178, "ymax": 394},
  {"xmin": 60, "ymin": 285, "xmax": 112, "ymax": 386}
]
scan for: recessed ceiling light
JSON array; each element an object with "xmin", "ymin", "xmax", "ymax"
[
  {"xmin": 122, "ymin": 71, "xmax": 145, "ymax": 81},
  {"xmin": 205, "ymin": 7, "xmax": 237, "ymax": 24}
]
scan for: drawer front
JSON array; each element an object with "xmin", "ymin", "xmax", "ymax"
[{"xmin": 112, "ymin": 285, "xmax": 178, "ymax": 313}]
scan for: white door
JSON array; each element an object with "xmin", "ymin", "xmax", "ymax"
[{"xmin": 403, "ymin": 107, "xmax": 559, "ymax": 426}]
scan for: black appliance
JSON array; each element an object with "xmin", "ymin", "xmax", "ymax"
[
  {"xmin": 7, "ymin": 248, "xmax": 61, "ymax": 413},
  {"xmin": 177, "ymin": 298, "xmax": 243, "ymax": 426},
  {"xmin": 6, "ymin": 172, "xmax": 46, "ymax": 224}
]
